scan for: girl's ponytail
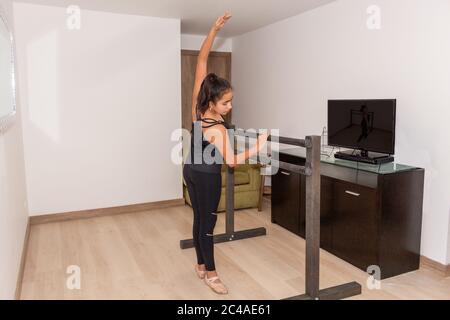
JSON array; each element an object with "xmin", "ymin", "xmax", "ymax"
[{"xmin": 196, "ymin": 73, "xmax": 232, "ymax": 120}]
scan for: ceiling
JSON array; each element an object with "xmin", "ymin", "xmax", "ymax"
[{"xmin": 15, "ymin": 0, "xmax": 336, "ymax": 37}]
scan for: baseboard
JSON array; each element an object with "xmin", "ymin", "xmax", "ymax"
[
  {"xmin": 15, "ymin": 217, "xmax": 30, "ymax": 300},
  {"xmin": 420, "ymin": 255, "xmax": 450, "ymax": 277},
  {"xmin": 29, "ymin": 198, "xmax": 185, "ymax": 225}
]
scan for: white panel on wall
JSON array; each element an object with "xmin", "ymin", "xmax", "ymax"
[
  {"xmin": 0, "ymin": 0, "xmax": 29, "ymax": 300},
  {"xmin": 232, "ymin": 0, "xmax": 450, "ymax": 264},
  {"xmin": 14, "ymin": 3, "xmax": 182, "ymax": 216}
]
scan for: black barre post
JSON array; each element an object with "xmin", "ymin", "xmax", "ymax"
[
  {"xmin": 305, "ymin": 136, "xmax": 321, "ymax": 298},
  {"xmin": 283, "ymin": 135, "xmax": 361, "ymax": 300}
]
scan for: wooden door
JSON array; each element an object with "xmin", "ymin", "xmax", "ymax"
[{"xmin": 181, "ymin": 50, "xmax": 232, "ymax": 132}]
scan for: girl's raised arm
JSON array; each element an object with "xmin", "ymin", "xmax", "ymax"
[{"xmin": 191, "ymin": 13, "xmax": 232, "ymax": 122}]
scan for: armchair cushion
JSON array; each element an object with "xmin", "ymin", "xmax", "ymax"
[
  {"xmin": 184, "ymin": 163, "xmax": 262, "ymax": 212},
  {"xmin": 221, "ymin": 171, "xmax": 249, "ymax": 186}
]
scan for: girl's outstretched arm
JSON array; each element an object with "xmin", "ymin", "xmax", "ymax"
[{"xmin": 191, "ymin": 13, "xmax": 232, "ymax": 122}]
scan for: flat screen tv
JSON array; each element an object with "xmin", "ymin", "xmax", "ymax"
[{"xmin": 328, "ymin": 99, "xmax": 396, "ymax": 155}]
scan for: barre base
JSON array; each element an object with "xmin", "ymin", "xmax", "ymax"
[
  {"xmin": 180, "ymin": 227, "xmax": 267, "ymax": 249},
  {"xmin": 283, "ymin": 281, "xmax": 362, "ymax": 300}
]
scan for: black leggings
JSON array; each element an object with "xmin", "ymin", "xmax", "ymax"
[{"xmin": 183, "ymin": 164, "xmax": 222, "ymax": 272}]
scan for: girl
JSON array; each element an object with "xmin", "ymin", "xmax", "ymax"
[{"xmin": 183, "ymin": 12, "xmax": 269, "ymax": 295}]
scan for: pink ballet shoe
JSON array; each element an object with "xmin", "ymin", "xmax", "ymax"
[
  {"xmin": 195, "ymin": 265, "xmax": 206, "ymax": 279},
  {"xmin": 204, "ymin": 275, "xmax": 228, "ymax": 295}
]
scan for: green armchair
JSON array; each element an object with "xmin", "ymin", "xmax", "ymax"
[{"xmin": 183, "ymin": 164, "xmax": 263, "ymax": 212}]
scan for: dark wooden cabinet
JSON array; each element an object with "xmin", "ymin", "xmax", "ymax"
[
  {"xmin": 272, "ymin": 171, "xmax": 333, "ymax": 252},
  {"xmin": 271, "ymin": 151, "xmax": 305, "ymax": 235},
  {"xmin": 331, "ymin": 180, "xmax": 379, "ymax": 270},
  {"xmin": 271, "ymin": 150, "xmax": 424, "ymax": 279},
  {"xmin": 271, "ymin": 168, "xmax": 301, "ymax": 235},
  {"xmin": 317, "ymin": 176, "xmax": 334, "ymax": 253}
]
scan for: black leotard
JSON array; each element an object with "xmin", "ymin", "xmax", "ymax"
[{"xmin": 186, "ymin": 118, "xmax": 231, "ymax": 174}]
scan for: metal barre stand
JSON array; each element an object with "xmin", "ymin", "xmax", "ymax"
[
  {"xmin": 180, "ymin": 125, "xmax": 267, "ymax": 250},
  {"xmin": 180, "ymin": 127, "xmax": 362, "ymax": 300}
]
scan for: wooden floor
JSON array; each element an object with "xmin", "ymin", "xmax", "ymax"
[{"xmin": 20, "ymin": 199, "xmax": 450, "ymax": 300}]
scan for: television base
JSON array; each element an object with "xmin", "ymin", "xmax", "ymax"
[{"xmin": 334, "ymin": 150, "xmax": 394, "ymax": 165}]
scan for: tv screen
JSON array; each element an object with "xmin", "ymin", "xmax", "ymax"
[{"xmin": 328, "ymin": 99, "xmax": 396, "ymax": 154}]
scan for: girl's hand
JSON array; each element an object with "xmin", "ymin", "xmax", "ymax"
[
  {"xmin": 257, "ymin": 132, "xmax": 269, "ymax": 151},
  {"xmin": 213, "ymin": 12, "xmax": 232, "ymax": 32}
]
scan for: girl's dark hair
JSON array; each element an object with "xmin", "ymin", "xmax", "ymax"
[{"xmin": 196, "ymin": 73, "xmax": 232, "ymax": 120}]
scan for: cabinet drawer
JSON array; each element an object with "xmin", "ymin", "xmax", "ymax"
[{"xmin": 331, "ymin": 180, "xmax": 378, "ymax": 270}]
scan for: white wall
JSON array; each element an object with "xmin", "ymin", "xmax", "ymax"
[
  {"xmin": 181, "ymin": 33, "xmax": 232, "ymax": 52},
  {"xmin": 0, "ymin": 0, "xmax": 29, "ymax": 300},
  {"xmin": 232, "ymin": 0, "xmax": 450, "ymax": 264},
  {"xmin": 14, "ymin": 3, "xmax": 182, "ymax": 216}
]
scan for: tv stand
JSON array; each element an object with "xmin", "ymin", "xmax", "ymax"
[
  {"xmin": 335, "ymin": 150, "xmax": 394, "ymax": 165},
  {"xmin": 272, "ymin": 148, "xmax": 424, "ymax": 279}
]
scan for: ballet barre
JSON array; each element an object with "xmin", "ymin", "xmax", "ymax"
[{"xmin": 180, "ymin": 127, "xmax": 362, "ymax": 300}]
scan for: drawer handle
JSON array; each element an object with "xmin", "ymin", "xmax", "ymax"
[
  {"xmin": 281, "ymin": 171, "xmax": 291, "ymax": 176},
  {"xmin": 345, "ymin": 191, "xmax": 360, "ymax": 197}
]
